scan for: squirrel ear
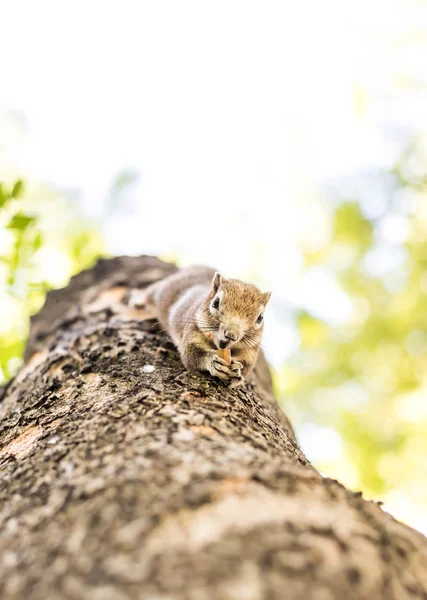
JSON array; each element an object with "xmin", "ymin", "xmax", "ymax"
[
  {"xmin": 263, "ymin": 292, "xmax": 272, "ymax": 304},
  {"xmin": 212, "ymin": 272, "xmax": 222, "ymax": 292}
]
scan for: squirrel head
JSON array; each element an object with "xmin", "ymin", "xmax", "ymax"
[{"xmin": 197, "ymin": 272, "xmax": 271, "ymax": 351}]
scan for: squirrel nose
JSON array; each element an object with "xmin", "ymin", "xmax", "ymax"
[{"xmin": 224, "ymin": 330, "xmax": 238, "ymax": 342}]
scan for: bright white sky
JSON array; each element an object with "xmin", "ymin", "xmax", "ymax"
[
  {"xmin": 2, "ymin": 0, "xmax": 427, "ymax": 533},
  {"xmin": 1, "ymin": 0, "xmax": 414, "ymax": 336}
]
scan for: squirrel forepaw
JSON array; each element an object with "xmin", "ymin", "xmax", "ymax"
[
  {"xmin": 208, "ymin": 353, "xmax": 242, "ymax": 384},
  {"xmin": 230, "ymin": 359, "xmax": 243, "ymax": 372},
  {"xmin": 228, "ymin": 375, "xmax": 245, "ymax": 389}
]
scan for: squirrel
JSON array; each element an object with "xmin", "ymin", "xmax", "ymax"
[{"xmin": 139, "ymin": 266, "xmax": 271, "ymax": 388}]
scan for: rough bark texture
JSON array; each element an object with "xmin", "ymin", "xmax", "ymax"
[{"xmin": 1, "ymin": 256, "xmax": 427, "ymax": 600}]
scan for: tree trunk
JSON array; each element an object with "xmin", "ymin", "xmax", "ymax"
[{"xmin": 1, "ymin": 256, "xmax": 426, "ymax": 600}]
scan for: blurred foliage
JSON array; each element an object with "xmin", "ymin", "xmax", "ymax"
[
  {"xmin": 0, "ymin": 178, "xmax": 104, "ymax": 383},
  {"xmin": 278, "ymin": 139, "xmax": 427, "ymax": 513},
  {"xmin": 106, "ymin": 170, "xmax": 139, "ymax": 216}
]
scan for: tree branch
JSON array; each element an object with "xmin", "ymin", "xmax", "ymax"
[{"xmin": 1, "ymin": 256, "xmax": 426, "ymax": 600}]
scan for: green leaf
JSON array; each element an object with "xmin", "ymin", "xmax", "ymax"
[
  {"xmin": 11, "ymin": 179, "xmax": 24, "ymax": 199},
  {"xmin": 7, "ymin": 213, "xmax": 36, "ymax": 231},
  {"xmin": 0, "ymin": 183, "xmax": 6, "ymax": 209},
  {"xmin": 32, "ymin": 232, "xmax": 43, "ymax": 252}
]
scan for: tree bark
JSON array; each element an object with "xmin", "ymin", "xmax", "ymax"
[{"xmin": 1, "ymin": 256, "xmax": 426, "ymax": 600}]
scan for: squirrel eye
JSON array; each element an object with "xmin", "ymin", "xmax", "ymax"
[
  {"xmin": 212, "ymin": 297, "xmax": 220, "ymax": 310},
  {"xmin": 256, "ymin": 313, "xmax": 264, "ymax": 324}
]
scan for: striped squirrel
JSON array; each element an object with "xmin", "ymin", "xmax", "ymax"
[{"xmin": 140, "ymin": 266, "xmax": 271, "ymax": 388}]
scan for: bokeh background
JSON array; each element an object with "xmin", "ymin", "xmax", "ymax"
[{"xmin": 2, "ymin": 0, "xmax": 427, "ymax": 534}]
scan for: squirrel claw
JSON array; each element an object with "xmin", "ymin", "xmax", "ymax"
[
  {"xmin": 230, "ymin": 360, "xmax": 243, "ymax": 372},
  {"xmin": 228, "ymin": 375, "xmax": 244, "ymax": 389}
]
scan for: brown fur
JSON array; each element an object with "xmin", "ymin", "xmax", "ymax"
[{"xmin": 143, "ymin": 266, "xmax": 271, "ymax": 387}]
